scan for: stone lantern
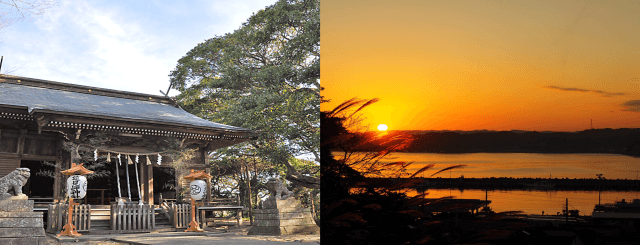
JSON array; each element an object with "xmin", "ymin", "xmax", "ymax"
[
  {"xmin": 183, "ymin": 169, "xmax": 212, "ymax": 232},
  {"xmin": 57, "ymin": 163, "xmax": 93, "ymax": 237}
]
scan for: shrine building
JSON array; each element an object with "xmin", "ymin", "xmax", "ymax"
[{"xmin": 0, "ymin": 74, "xmax": 254, "ymax": 205}]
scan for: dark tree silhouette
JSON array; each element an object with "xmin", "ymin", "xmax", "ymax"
[{"xmin": 321, "ymin": 98, "xmax": 466, "ymax": 245}]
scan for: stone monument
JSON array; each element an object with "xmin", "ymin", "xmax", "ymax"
[
  {"xmin": 248, "ymin": 178, "xmax": 319, "ymax": 235},
  {"xmin": 0, "ymin": 168, "xmax": 47, "ymax": 244}
]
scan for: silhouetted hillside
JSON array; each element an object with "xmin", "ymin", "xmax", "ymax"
[{"xmin": 352, "ymin": 128, "xmax": 640, "ymax": 156}]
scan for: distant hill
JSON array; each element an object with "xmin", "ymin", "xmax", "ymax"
[{"xmin": 354, "ymin": 128, "xmax": 640, "ymax": 156}]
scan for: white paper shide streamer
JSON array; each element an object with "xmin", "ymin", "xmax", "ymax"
[
  {"xmin": 94, "ymin": 149, "xmax": 97, "ymax": 161},
  {"xmin": 115, "ymin": 153, "xmax": 122, "ymax": 200},
  {"xmin": 134, "ymin": 156, "xmax": 142, "ymax": 205},
  {"xmin": 157, "ymin": 154, "xmax": 162, "ymax": 165}
]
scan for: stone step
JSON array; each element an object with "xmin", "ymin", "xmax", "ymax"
[
  {"xmin": 92, "ymin": 205, "xmax": 111, "ymax": 209},
  {"xmin": 154, "ymin": 227, "xmax": 176, "ymax": 232},
  {"xmin": 90, "ymin": 216, "xmax": 111, "ymax": 221},
  {"xmin": 87, "ymin": 227, "xmax": 114, "ymax": 232},
  {"xmin": 91, "ymin": 222, "xmax": 110, "ymax": 228}
]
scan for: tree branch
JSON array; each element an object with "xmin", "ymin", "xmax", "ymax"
[{"xmin": 283, "ymin": 158, "xmax": 319, "ymax": 189}]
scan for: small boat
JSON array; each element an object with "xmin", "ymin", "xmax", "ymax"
[{"xmin": 523, "ymin": 180, "xmax": 555, "ymax": 189}]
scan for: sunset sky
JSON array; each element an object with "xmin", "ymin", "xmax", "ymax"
[{"xmin": 321, "ymin": 0, "xmax": 640, "ymax": 132}]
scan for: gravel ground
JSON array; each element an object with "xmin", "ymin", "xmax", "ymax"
[{"xmin": 47, "ymin": 225, "xmax": 320, "ymax": 245}]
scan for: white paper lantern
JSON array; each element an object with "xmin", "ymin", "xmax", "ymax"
[
  {"xmin": 67, "ymin": 175, "xmax": 87, "ymax": 199},
  {"xmin": 190, "ymin": 180, "xmax": 207, "ymax": 201}
]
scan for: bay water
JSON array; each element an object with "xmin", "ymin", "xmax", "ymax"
[{"xmin": 348, "ymin": 152, "xmax": 640, "ymax": 215}]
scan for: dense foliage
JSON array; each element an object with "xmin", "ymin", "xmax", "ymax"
[{"xmin": 169, "ymin": 0, "xmax": 319, "ymax": 189}]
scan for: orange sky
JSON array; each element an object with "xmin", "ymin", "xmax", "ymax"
[{"xmin": 321, "ymin": 0, "xmax": 640, "ymax": 132}]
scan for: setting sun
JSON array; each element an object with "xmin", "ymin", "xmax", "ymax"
[{"xmin": 377, "ymin": 124, "xmax": 388, "ymax": 131}]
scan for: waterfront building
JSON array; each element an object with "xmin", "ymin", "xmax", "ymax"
[{"xmin": 592, "ymin": 198, "xmax": 640, "ymax": 226}]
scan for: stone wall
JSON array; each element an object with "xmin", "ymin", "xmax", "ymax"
[
  {"xmin": 0, "ymin": 199, "xmax": 47, "ymax": 244},
  {"xmin": 249, "ymin": 197, "xmax": 319, "ymax": 235}
]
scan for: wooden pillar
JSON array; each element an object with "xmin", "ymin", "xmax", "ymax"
[
  {"xmin": 55, "ymin": 137, "xmax": 71, "ymax": 202},
  {"xmin": 54, "ymin": 137, "xmax": 62, "ymax": 201},
  {"xmin": 16, "ymin": 129, "xmax": 26, "ymax": 156},
  {"xmin": 140, "ymin": 158, "xmax": 147, "ymax": 204},
  {"xmin": 147, "ymin": 162, "xmax": 154, "ymax": 205},
  {"xmin": 53, "ymin": 159, "xmax": 62, "ymax": 201}
]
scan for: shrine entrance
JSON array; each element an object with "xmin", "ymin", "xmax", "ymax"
[
  {"xmin": 153, "ymin": 165, "xmax": 176, "ymax": 203},
  {"xmin": 20, "ymin": 160, "xmax": 54, "ymax": 199}
]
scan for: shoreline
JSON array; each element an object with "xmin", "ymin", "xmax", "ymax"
[{"xmin": 356, "ymin": 177, "xmax": 640, "ymax": 191}]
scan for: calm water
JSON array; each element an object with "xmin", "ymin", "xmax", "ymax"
[
  {"xmin": 384, "ymin": 152, "xmax": 640, "ymax": 180},
  {"xmin": 406, "ymin": 188, "xmax": 640, "ymax": 216},
  {"xmin": 339, "ymin": 152, "xmax": 640, "ymax": 215}
]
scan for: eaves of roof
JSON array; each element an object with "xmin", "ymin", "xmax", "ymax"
[{"xmin": 0, "ymin": 75, "xmax": 252, "ymax": 135}]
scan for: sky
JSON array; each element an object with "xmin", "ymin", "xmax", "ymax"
[
  {"xmin": 321, "ymin": 0, "xmax": 640, "ymax": 132},
  {"xmin": 0, "ymin": 0, "xmax": 277, "ymax": 97}
]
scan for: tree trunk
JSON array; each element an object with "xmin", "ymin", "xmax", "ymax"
[
  {"xmin": 244, "ymin": 162, "xmax": 253, "ymax": 225},
  {"xmin": 253, "ymin": 159, "xmax": 259, "ymax": 210},
  {"xmin": 310, "ymin": 190, "xmax": 315, "ymax": 217}
]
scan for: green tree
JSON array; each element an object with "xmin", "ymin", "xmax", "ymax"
[{"xmin": 168, "ymin": 0, "xmax": 319, "ymax": 189}]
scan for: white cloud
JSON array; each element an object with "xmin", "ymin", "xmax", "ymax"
[
  {"xmin": 2, "ymin": 0, "xmax": 170, "ymax": 95},
  {"xmin": 0, "ymin": 0, "xmax": 278, "ymax": 97},
  {"xmin": 208, "ymin": 0, "xmax": 277, "ymax": 34}
]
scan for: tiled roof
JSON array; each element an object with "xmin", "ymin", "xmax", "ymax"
[{"xmin": 0, "ymin": 75, "xmax": 250, "ymax": 133}]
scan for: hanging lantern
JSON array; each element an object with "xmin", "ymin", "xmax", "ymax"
[
  {"xmin": 67, "ymin": 175, "xmax": 87, "ymax": 199},
  {"xmin": 190, "ymin": 179, "xmax": 207, "ymax": 201}
]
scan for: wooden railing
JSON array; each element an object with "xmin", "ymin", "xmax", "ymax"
[
  {"xmin": 170, "ymin": 203, "xmax": 192, "ymax": 228},
  {"xmin": 30, "ymin": 197, "xmax": 55, "ymax": 205},
  {"xmin": 199, "ymin": 197, "xmax": 245, "ymax": 229},
  {"xmin": 210, "ymin": 197, "xmax": 241, "ymax": 206},
  {"xmin": 46, "ymin": 203, "xmax": 91, "ymax": 233},
  {"xmin": 161, "ymin": 196, "xmax": 245, "ymax": 229},
  {"xmin": 110, "ymin": 203, "xmax": 155, "ymax": 232}
]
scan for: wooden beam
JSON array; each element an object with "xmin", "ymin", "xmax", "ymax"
[
  {"xmin": 34, "ymin": 113, "xmax": 50, "ymax": 134},
  {"xmin": 44, "ymin": 114, "xmax": 251, "ymax": 137},
  {"xmin": 19, "ymin": 154, "xmax": 59, "ymax": 162}
]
